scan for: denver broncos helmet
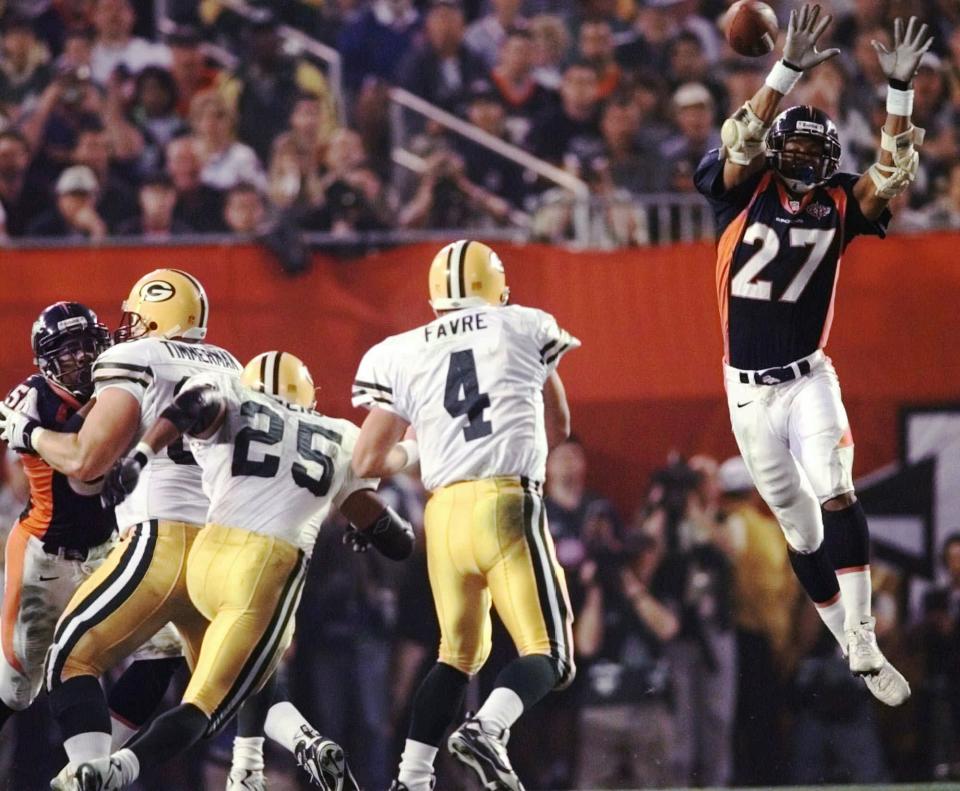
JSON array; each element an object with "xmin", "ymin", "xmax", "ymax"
[
  {"xmin": 429, "ymin": 240, "xmax": 510, "ymax": 310},
  {"xmin": 241, "ymin": 351, "xmax": 316, "ymax": 409},
  {"xmin": 767, "ymin": 106, "xmax": 841, "ymax": 193},
  {"xmin": 115, "ymin": 269, "xmax": 209, "ymax": 343},
  {"xmin": 31, "ymin": 302, "xmax": 112, "ymax": 399}
]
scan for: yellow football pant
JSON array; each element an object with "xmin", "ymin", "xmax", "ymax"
[
  {"xmin": 47, "ymin": 521, "xmax": 207, "ymax": 690},
  {"xmin": 183, "ymin": 524, "xmax": 306, "ymax": 734},
  {"xmin": 425, "ymin": 477, "xmax": 575, "ymax": 687}
]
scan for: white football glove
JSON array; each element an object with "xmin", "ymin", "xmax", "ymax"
[
  {"xmin": 782, "ymin": 3, "xmax": 841, "ymax": 71},
  {"xmin": 0, "ymin": 395, "xmax": 40, "ymax": 453},
  {"xmin": 871, "ymin": 16, "xmax": 934, "ymax": 84}
]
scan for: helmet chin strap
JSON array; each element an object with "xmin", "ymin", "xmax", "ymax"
[{"xmin": 780, "ymin": 175, "xmax": 819, "ymax": 194}]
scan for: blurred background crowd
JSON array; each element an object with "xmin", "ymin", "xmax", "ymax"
[
  {"xmin": 0, "ymin": 0, "xmax": 959, "ymax": 253},
  {"xmin": 0, "ymin": 438, "xmax": 958, "ymax": 789}
]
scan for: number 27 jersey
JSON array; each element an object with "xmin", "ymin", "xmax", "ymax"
[
  {"xmin": 695, "ymin": 150, "xmax": 890, "ymax": 371},
  {"xmin": 352, "ymin": 304, "xmax": 580, "ymax": 492}
]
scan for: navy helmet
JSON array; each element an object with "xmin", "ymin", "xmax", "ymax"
[
  {"xmin": 767, "ymin": 105, "xmax": 841, "ymax": 193},
  {"xmin": 31, "ymin": 302, "xmax": 111, "ymax": 399}
]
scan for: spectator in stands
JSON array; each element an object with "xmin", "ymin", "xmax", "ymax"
[
  {"xmin": 528, "ymin": 60, "xmax": 602, "ymax": 165},
  {"xmin": 189, "ymin": 89, "xmax": 267, "ymax": 192},
  {"xmin": 0, "ymin": 16, "xmax": 52, "ymax": 113},
  {"xmin": 71, "ymin": 120, "xmax": 137, "ymax": 229},
  {"xmin": 456, "ymin": 81, "xmax": 529, "ymax": 210},
  {"xmin": 58, "ymin": 27, "xmax": 95, "ymax": 79},
  {"xmin": 919, "ymin": 161, "xmax": 960, "ymax": 229},
  {"xmin": 616, "ymin": 0, "xmax": 721, "ymax": 73},
  {"xmin": 165, "ymin": 25, "xmax": 219, "ymax": 119},
  {"xmin": 338, "ymin": 0, "xmax": 421, "ymax": 96},
  {"xmin": 488, "ymin": 29, "xmax": 555, "ymax": 144},
  {"xmin": 222, "ymin": 181, "xmax": 266, "ymax": 234},
  {"xmin": 659, "ymin": 81, "xmax": 720, "ymax": 191},
  {"xmin": 399, "ymin": 145, "xmax": 512, "ymax": 229},
  {"xmin": 578, "ymin": 18, "xmax": 622, "ymax": 101},
  {"xmin": 528, "ymin": 14, "xmax": 569, "ymax": 90},
  {"xmin": 398, "ymin": 0, "xmax": 486, "ymax": 115},
  {"xmin": 26, "ymin": 164, "xmax": 107, "ymax": 240},
  {"xmin": 165, "ymin": 135, "xmax": 225, "ymax": 232},
  {"xmin": 116, "ymin": 173, "xmax": 192, "ymax": 237},
  {"xmin": 574, "ymin": 515, "xmax": 680, "ymax": 789},
  {"xmin": 131, "ymin": 65, "xmax": 188, "ymax": 177},
  {"xmin": 722, "ymin": 61, "xmax": 765, "ymax": 118},
  {"xmin": 220, "ymin": 12, "xmax": 334, "ymax": 163},
  {"xmin": 0, "ymin": 130, "xmax": 48, "ymax": 236},
  {"xmin": 267, "ymin": 93, "xmax": 336, "ymax": 212},
  {"xmin": 847, "ymin": 26, "xmax": 892, "ymax": 120},
  {"xmin": 303, "ymin": 128, "xmax": 393, "ymax": 233},
  {"xmin": 629, "ymin": 71, "xmax": 673, "ymax": 148},
  {"xmin": 713, "ymin": 456, "xmax": 800, "ymax": 787},
  {"xmin": 913, "ymin": 53, "xmax": 958, "ymax": 171},
  {"xmin": 89, "ymin": 0, "xmax": 171, "ymax": 85},
  {"xmin": 599, "ymin": 93, "xmax": 658, "ymax": 193},
  {"xmin": 464, "ymin": 0, "xmax": 526, "ymax": 70},
  {"xmin": 666, "ymin": 31, "xmax": 726, "ymax": 121}
]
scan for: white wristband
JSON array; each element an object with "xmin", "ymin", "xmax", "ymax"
[
  {"xmin": 133, "ymin": 441, "xmax": 157, "ymax": 463},
  {"xmin": 397, "ymin": 439, "xmax": 420, "ymax": 469},
  {"xmin": 765, "ymin": 60, "xmax": 802, "ymax": 96},
  {"xmin": 886, "ymin": 86, "xmax": 914, "ymax": 116}
]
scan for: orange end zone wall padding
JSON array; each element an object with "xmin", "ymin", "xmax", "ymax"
[{"xmin": 2, "ymin": 234, "xmax": 959, "ymax": 516}]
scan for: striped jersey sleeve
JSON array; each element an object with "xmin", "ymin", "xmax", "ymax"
[
  {"xmin": 351, "ymin": 343, "xmax": 404, "ymax": 417},
  {"xmin": 332, "ymin": 420, "xmax": 380, "ymax": 509},
  {"xmin": 534, "ymin": 309, "xmax": 581, "ymax": 375},
  {"xmin": 92, "ymin": 344, "xmax": 155, "ymax": 402}
]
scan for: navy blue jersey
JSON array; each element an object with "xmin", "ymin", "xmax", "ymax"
[
  {"xmin": 695, "ymin": 150, "xmax": 890, "ymax": 369},
  {"xmin": 4, "ymin": 375, "xmax": 116, "ymax": 549}
]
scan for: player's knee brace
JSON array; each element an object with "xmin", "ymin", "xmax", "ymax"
[
  {"xmin": 822, "ymin": 500, "xmax": 870, "ymax": 571},
  {"xmin": 788, "ymin": 544, "xmax": 840, "ymax": 605}
]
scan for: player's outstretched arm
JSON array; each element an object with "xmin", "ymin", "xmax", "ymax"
[
  {"xmin": 543, "ymin": 372, "xmax": 571, "ymax": 450},
  {"xmin": 854, "ymin": 16, "xmax": 933, "ymax": 220},
  {"xmin": 722, "ymin": 3, "xmax": 840, "ymax": 190},
  {"xmin": 353, "ymin": 407, "xmax": 419, "ymax": 479}
]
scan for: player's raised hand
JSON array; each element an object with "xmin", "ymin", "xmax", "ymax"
[
  {"xmin": 101, "ymin": 453, "xmax": 146, "ymax": 507},
  {"xmin": 872, "ymin": 17, "xmax": 934, "ymax": 84},
  {"xmin": 782, "ymin": 3, "xmax": 841, "ymax": 71}
]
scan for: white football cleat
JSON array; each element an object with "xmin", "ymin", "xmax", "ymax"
[
  {"xmin": 846, "ymin": 617, "xmax": 885, "ymax": 675},
  {"xmin": 226, "ymin": 768, "xmax": 267, "ymax": 790},
  {"xmin": 862, "ymin": 659, "xmax": 911, "ymax": 706},
  {"xmin": 50, "ymin": 763, "xmax": 77, "ymax": 791},
  {"xmin": 74, "ymin": 758, "xmax": 127, "ymax": 791}
]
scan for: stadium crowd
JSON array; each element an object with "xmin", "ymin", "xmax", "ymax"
[
  {"xmin": 0, "ymin": 440, "xmax": 958, "ymax": 789},
  {"xmin": 0, "ymin": 0, "xmax": 959, "ymax": 248}
]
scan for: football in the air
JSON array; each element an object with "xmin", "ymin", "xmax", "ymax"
[{"xmin": 725, "ymin": 0, "xmax": 779, "ymax": 57}]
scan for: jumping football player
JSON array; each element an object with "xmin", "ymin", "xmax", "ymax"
[
  {"xmin": 695, "ymin": 5, "xmax": 931, "ymax": 706},
  {"xmin": 351, "ymin": 240, "xmax": 580, "ymax": 791},
  {"xmin": 65, "ymin": 350, "xmax": 415, "ymax": 791}
]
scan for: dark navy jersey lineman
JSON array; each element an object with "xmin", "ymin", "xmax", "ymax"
[{"xmin": 695, "ymin": 149, "xmax": 891, "ymax": 370}]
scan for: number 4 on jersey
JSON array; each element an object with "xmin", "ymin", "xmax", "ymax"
[{"xmin": 444, "ymin": 350, "xmax": 493, "ymax": 442}]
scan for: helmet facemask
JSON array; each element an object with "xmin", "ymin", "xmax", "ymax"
[
  {"xmin": 36, "ymin": 325, "xmax": 111, "ymax": 399},
  {"xmin": 768, "ymin": 133, "xmax": 841, "ymax": 194}
]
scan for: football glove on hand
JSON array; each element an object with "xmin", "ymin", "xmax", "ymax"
[
  {"xmin": 782, "ymin": 3, "xmax": 840, "ymax": 71},
  {"xmin": 872, "ymin": 16, "xmax": 934, "ymax": 84},
  {"xmin": 101, "ymin": 451, "xmax": 148, "ymax": 507},
  {"xmin": 0, "ymin": 400, "xmax": 40, "ymax": 453},
  {"xmin": 342, "ymin": 507, "xmax": 415, "ymax": 561}
]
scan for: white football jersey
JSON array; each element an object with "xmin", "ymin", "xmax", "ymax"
[
  {"xmin": 185, "ymin": 374, "xmax": 377, "ymax": 556},
  {"xmin": 352, "ymin": 304, "xmax": 580, "ymax": 491},
  {"xmin": 92, "ymin": 337, "xmax": 242, "ymax": 527}
]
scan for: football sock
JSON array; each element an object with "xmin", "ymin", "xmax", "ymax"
[
  {"xmin": 264, "ymin": 701, "xmax": 315, "ymax": 753},
  {"xmin": 50, "ymin": 675, "xmax": 113, "ymax": 762},
  {"xmin": 476, "ymin": 688, "xmax": 523, "ymax": 736},
  {"xmin": 822, "ymin": 501, "xmax": 873, "ymax": 630},
  {"xmin": 128, "ymin": 702, "xmax": 209, "ymax": 772},
  {"xmin": 110, "ymin": 714, "xmax": 138, "ymax": 751},
  {"xmin": 112, "ymin": 748, "xmax": 141, "ymax": 784},
  {"xmin": 814, "ymin": 594, "xmax": 848, "ymax": 648},
  {"xmin": 231, "ymin": 737, "xmax": 265, "ymax": 772},
  {"xmin": 491, "ymin": 654, "xmax": 560, "ymax": 710},
  {"xmin": 397, "ymin": 740, "xmax": 439, "ymax": 791},
  {"xmin": 107, "ymin": 657, "xmax": 181, "ymax": 732},
  {"xmin": 408, "ymin": 662, "xmax": 469, "ymax": 747},
  {"xmin": 236, "ymin": 674, "xmax": 278, "ymax": 738}
]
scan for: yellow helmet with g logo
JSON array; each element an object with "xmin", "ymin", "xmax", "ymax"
[
  {"xmin": 116, "ymin": 268, "xmax": 208, "ymax": 342},
  {"xmin": 241, "ymin": 351, "xmax": 316, "ymax": 409},
  {"xmin": 428, "ymin": 240, "xmax": 510, "ymax": 310}
]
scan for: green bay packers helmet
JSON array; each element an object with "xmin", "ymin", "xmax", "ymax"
[
  {"xmin": 428, "ymin": 240, "xmax": 510, "ymax": 310},
  {"xmin": 116, "ymin": 268, "xmax": 209, "ymax": 342},
  {"xmin": 241, "ymin": 351, "xmax": 316, "ymax": 409}
]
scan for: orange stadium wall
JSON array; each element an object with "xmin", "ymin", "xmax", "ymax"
[{"xmin": 2, "ymin": 235, "xmax": 959, "ymax": 518}]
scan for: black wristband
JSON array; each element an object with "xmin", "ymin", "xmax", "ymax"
[
  {"xmin": 889, "ymin": 77, "xmax": 912, "ymax": 90},
  {"xmin": 22, "ymin": 420, "xmax": 39, "ymax": 453},
  {"xmin": 782, "ymin": 59, "xmax": 803, "ymax": 72}
]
